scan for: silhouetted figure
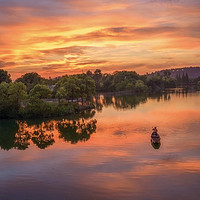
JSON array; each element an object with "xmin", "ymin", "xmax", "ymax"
[{"xmin": 152, "ymin": 127, "xmax": 158, "ymax": 133}]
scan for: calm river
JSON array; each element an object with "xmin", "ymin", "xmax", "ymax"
[{"xmin": 0, "ymin": 90, "xmax": 200, "ymax": 200}]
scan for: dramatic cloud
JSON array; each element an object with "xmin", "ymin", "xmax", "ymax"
[
  {"xmin": 0, "ymin": 0, "xmax": 200, "ymax": 79},
  {"xmin": 0, "ymin": 61, "xmax": 16, "ymax": 68}
]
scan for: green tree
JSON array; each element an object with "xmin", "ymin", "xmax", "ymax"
[
  {"xmin": 0, "ymin": 82, "xmax": 27, "ymax": 118},
  {"xmin": 56, "ymin": 86, "xmax": 67, "ymax": 104},
  {"xmin": 29, "ymin": 84, "xmax": 52, "ymax": 99},
  {"xmin": 8, "ymin": 82, "xmax": 27, "ymax": 114},
  {"xmin": 0, "ymin": 82, "xmax": 10, "ymax": 117},
  {"xmin": 115, "ymin": 80, "xmax": 127, "ymax": 91},
  {"xmin": 147, "ymin": 75, "xmax": 163, "ymax": 92},
  {"xmin": 135, "ymin": 80, "xmax": 148, "ymax": 93},
  {"xmin": 0, "ymin": 69, "xmax": 11, "ymax": 83},
  {"xmin": 86, "ymin": 70, "xmax": 93, "ymax": 77},
  {"xmin": 162, "ymin": 77, "xmax": 176, "ymax": 88},
  {"xmin": 93, "ymin": 69, "xmax": 102, "ymax": 90},
  {"xmin": 101, "ymin": 73, "xmax": 114, "ymax": 91},
  {"xmin": 77, "ymin": 74, "xmax": 96, "ymax": 104},
  {"xmin": 16, "ymin": 72, "xmax": 46, "ymax": 92},
  {"xmin": 125, "ymin": 82, "xmax": 134, "ymax": 90},
  {"xmin": 113, "ymin": 71, "xmax": 140, "ymax": 91},
  {"xmin": 25, "ymin": 84, "xmax": 53, "ymax": 118},
  {"xmin": 62, "ymin": 76, "xmax": 80, "ymax": 102}
]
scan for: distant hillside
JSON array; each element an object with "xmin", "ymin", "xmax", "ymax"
[{"xmin": 148, "ymin": 67, "xmax": 200, "ymax": 79}]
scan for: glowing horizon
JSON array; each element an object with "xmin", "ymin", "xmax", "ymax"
[{"xmin": 0, "ymin": 0, "xmax": 200, "ymax": 79}]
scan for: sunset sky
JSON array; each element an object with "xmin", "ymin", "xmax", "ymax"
[{"xmin": 0, "ymin": 0, "xmax": 200, "ymax": 79}]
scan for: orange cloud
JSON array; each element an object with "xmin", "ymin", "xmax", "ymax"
[{"xmin": 0, "ymin": 0, "xmax": 200, "ymax": 79}]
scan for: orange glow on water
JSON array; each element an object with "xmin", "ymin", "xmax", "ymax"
[{"xmin": 0, "ymin": 91, "xmax": 200, "ymax": 199}]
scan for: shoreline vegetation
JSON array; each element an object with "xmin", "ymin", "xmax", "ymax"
[
  {"xmin": 0, "ymin": 68, "xmax": 200, "ymax": 119},
  {"xmin": 0, "ymin": 90, "xmax": 195, "ymax": 150}
]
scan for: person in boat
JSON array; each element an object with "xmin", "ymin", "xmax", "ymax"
[
  {"xmin": 152, "ymin": 127, "xmax": 158, "ymax": 133},
  {"xmin": 152, "ymin": 127, "xmax": 159, "ymax": 137},
  {"xmin": 151, "ymin": 127, "xmax": 160, "ymax": 141}
]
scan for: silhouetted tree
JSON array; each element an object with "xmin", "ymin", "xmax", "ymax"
[
  {"xmin": 16, "ymin": 72, "xmax": 46, "ymax": 92},
  {"xmin": 0, "ymin": 69, "xmax": 11, "ymax": 83}
]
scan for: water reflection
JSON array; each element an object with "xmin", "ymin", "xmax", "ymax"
[
  {"xmin": 15, "ymin": 121, "xmax": 31, "ymax": 150},
  {"xmin": 0, "ymin": 90, "xmax": 196, "ymax": 151},
  {"xmin": 0, "ymin": 91, "xmax": 200, "ymax": 200},
  {"xmin": 94, "ymin": 89, "xmax": 193, "ymax": 111},
  {"xmin": 57, "ymin": 118, "xmax": 97, "ymax": 144},
  {"xmin": 0, "ymin": 120, "xmax": 19, "ymax": 151},
  {"xmin": 0, "ymin": 110, "xmax": 97, "ymax": 150},
  {"xmin": 94, "ymin": 93, "xmax": 148, "ymax": 111},
  {"xmin": 151, "ymin": 140, "xmax": 161, "ymax": 149}
]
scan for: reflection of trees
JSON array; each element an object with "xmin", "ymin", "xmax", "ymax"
[
  {"xmin": 31, "ymin": 122, "xmax": 55, "ymax": 149},
  {"xmin": 112, "ymin": 95, "xmax": 147, "ymax": 110},
  {"xmin": 14, "ymin": 121, "xmax": 30, "ymax": 150},
  {"xmin": 72, "ymin": 110, "xmax": 96, "ymax": 120},
  {"xmin": 93, "ymin": 95, "xmax": 104, "ymax": 112},
  {"xmin": 94, "ymin": 89, "xmax": 191, "ymax": 111},
  {"xmin": 57, "ymin": 118, "xmax": 97, "ymax": 144},
  {"xmin": 149, "ymin": 92, "xmax": 171, "ymax": 102},
  {"xmin": 0, "ymin": 110, "xmax": 97, "ymax": 150},
  {"xmin": 31, "ymin": 121, "xmax": 55, "ymax": 150},
  {"xmin": 149, "ymin": 89, "xmax": 190, "ymax": 102},
  {"xmin": 15, "ymin": 121, "xmax": 55, "ymax": 150},
  {"xmin": 94, "ymin": 94, "xmax": 148, "ymax": 111},
  {"xmin": 32, "ymin": 131, "xmax": 54, "ymax": 149},
  {"xmin": 0, "ymin": 120, "xmax": 18, "ymax": 150}
]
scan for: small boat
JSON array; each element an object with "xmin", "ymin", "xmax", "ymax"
[{"xmin": 151, "ymin": 132, "xmax": 161, "ymax": 143}]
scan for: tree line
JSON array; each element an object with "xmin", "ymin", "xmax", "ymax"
[
  {"xmin": 0, "ymin": 70, "xmax": 95, "ymax": 119},
  {"xmin": 86, "ymin": 69, "xmax": 176, "ymax": 92},
  {"xmin": 0, "ymin": 68, "xmax": 199, "ymax": 119}
]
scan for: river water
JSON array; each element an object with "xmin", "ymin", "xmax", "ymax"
[{"xmin": 0, "ymin": 90, "xmax": 200, "ymax": 200}]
